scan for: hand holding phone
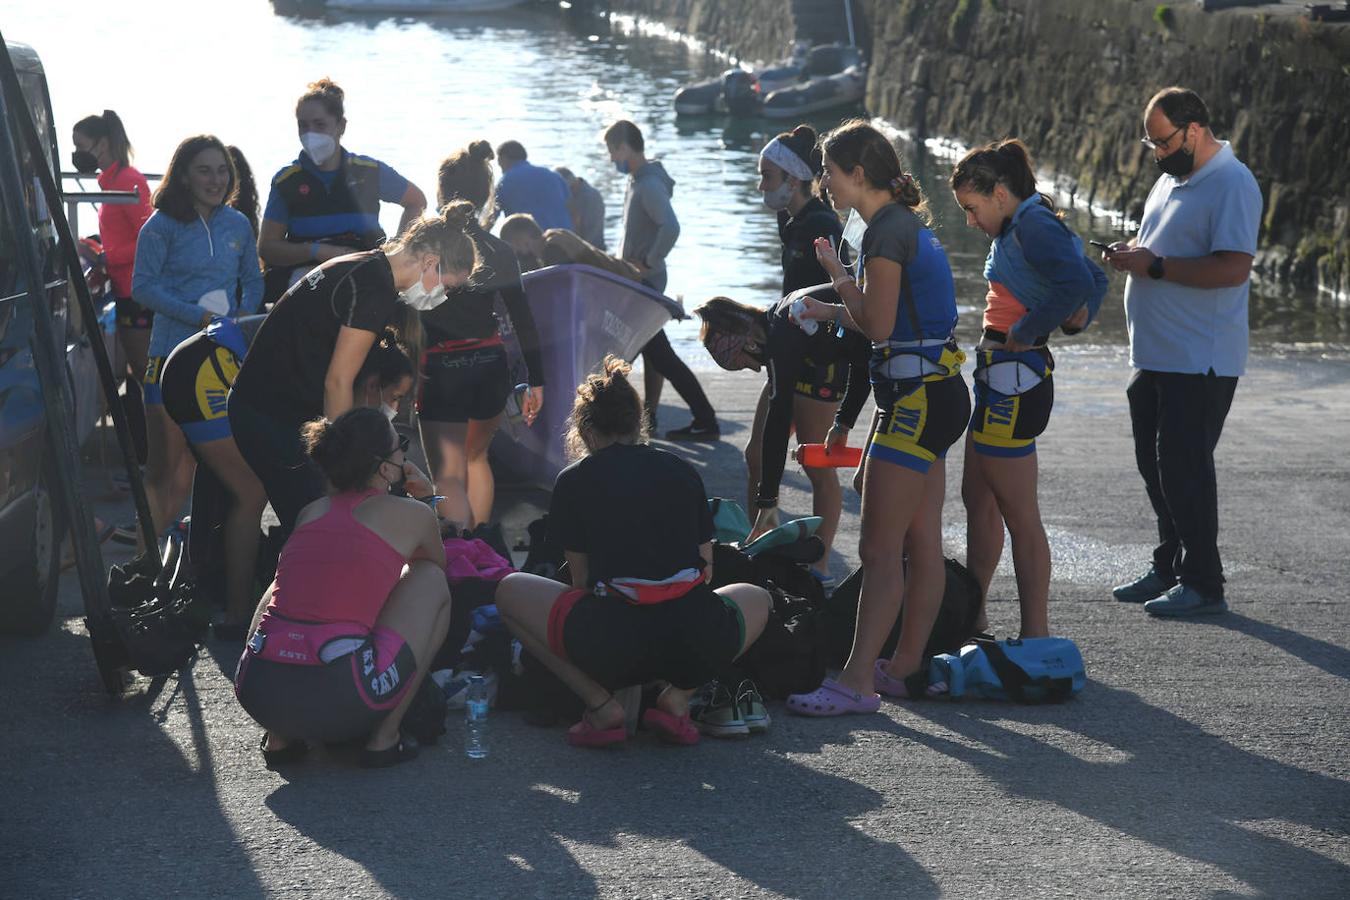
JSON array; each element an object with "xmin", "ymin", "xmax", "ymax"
[{"xmin": 1088, "ymin": 239, "xmax": 1114, "ymax": 254}]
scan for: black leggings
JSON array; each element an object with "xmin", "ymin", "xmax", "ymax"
[
  {"xmin": 227, "ymin": 394, "xmax": 326, "ymax": 541},
  {"xmin": 641, "ymin": 329, "xmax": 715, "ymax": 424}
]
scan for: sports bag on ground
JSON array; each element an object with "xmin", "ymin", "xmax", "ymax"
[{"xmin": 928, "ymin": 637, "xmax": 1085, "ymax": 703}]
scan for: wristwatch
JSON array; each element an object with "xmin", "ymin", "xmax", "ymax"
[{"xmin": 1148, "ymin": 256, "xmax": 1166, "ymax": 280}]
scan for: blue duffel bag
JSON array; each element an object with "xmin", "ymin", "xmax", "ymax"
[{"xmin": 929, "ymin": 637, "xmax": 1085, "ymax": 703}]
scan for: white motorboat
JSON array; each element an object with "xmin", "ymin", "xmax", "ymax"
[{"xmin": 325, "ymin": 0, "xmax": 526, "ymax": 13}]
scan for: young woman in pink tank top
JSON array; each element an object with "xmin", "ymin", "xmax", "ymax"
[{"xmin": 234, "ymin": 406, "xmax": 451, "ymax": 769}]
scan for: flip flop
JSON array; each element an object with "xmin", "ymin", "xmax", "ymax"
[
  {"xmin": 641, "ymin": 708, "xmax": 700, "ymax": 745},
  {"xmin": 565, "ymin": 717, "xmax": 627, "ymax": 749},
  {"xmin": 359, "ymin": 735, "xmax": 419, "ymax": 769},
  {"xmin": 873, "ymin": 660, "xmax": 947, "ymax": 700},
  {"xmin": 786, "ymin": 677, "xmax": 881, "ymax": 717}
]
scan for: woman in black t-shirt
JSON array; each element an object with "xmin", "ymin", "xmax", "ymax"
[
  {"xmin": 419, "ymin": 142, "xmax": 546, "ymax": 529},
  {"xmin": 229, "ymin": 202, "xmax": 479, "ymax": 538},
  {"xmin": 495, "ymin": 357, "xmax": 770, "ymax": 748}
]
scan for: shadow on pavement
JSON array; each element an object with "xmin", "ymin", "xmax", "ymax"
[
  {"xmin": 1206, "ymin": 612, "xmax": 1350, "ymax": 682},
  {"xmin": 0, "ymin": 625, "xmax": 268, "ymax": 899},
  {"xmin": 264, "ymin": 724, "xmax": 938, "ymax": 899},
  {"xmin": 899, "ymin": 684, "xmax": 1350, "ymax": 895}
]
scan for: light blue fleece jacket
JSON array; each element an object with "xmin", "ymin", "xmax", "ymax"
[{"xmin": 133, "ymin": 206, "xmax": 262, "ymax": 358}]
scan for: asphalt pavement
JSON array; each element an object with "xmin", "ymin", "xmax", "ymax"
[{"xmin": 2, "ymin": 347, "xmax": 1347, "ymax": 898}]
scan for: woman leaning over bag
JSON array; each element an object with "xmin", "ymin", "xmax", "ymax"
[
  {"xmin": 131, "ymin": 135, "xmax": 262, "ymax": 552},
  {"xmin": 950, "ymin": 139, "xmax": 1107, "ymax": 638},
  {"xmin": 229, "ymin": 202, "xmax": 478, "ymax": 541},
  {"xmin": 787, "ymin": 120, "xmax": 971, "ymax": 716}
]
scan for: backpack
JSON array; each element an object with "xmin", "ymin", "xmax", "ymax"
[
  {"xmin": 819, "ymin": 559, "xmax": 983, "ymax": 667},
  {"xmin": 929, "ymin": 637, "xmax": 1085, "ymax": 703},
  {"xmin": 716, "ymin": 585, "xmax": 827, "ymax": 700}
]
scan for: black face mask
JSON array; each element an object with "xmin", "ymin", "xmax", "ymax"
[
  {"xmin": 71, "ymin": 149, "xmax": 99, "ymax": 174},
  {"xmin": 1155, "ymin": 138, "xmax": 1195, "ymax": 178}
]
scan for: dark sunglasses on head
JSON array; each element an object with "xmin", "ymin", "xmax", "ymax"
[{"xmin": 377, "ymin": 433, "xmax": 411, "ymax": 464}]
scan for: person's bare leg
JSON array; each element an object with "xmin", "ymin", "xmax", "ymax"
[
  {"xmin": 141, "ymin": 405, "xmax": 194, "ymax": 553},
  {"xmin": 464, "ymin": 414, "xmax": 503, "ymax": 526},
  {"xmin": 793, "ymin": 396, "xmax": 842, "ymax": 577},
  {"xmin": 496, "ymin": 572, "xmax": 624, "ymax": 728},
  {"xmin": 885, "ymin": 459, "xmax": 949, "ymax": 678},
  {"xmin": 962, "ymin": 435, "xmax": 1003, "ymax": 632},
  {"xmin": 193, "ymin": 436, "xmax": 268, "ymax": 624},
  {"xmin": 980, "ymin": 450, "xmax": 1050, "ymax": 638},
  {"xmin": 419, "ymin": 419, "xmax": 472, "ymax": 528},
  {"xmin": 716, "ymin": 582, "xmax": 771, "ymax": 656},
  {"xmin": 366, "ymin": 560, "xmax": 453, "ymax": 751},
  {"xmin": 835, "ymin": 459, "xmax": 925, "ymax": 695},
  {"xmin": 744, "ymin": 382, "xmax": 770, "ymax": 512}
]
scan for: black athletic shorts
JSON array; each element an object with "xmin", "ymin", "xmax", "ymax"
[
  {"xmin": 970, "ymin": 347, "xmax": 1055, "ymax": 458},
  {"xmin": 161, "ymin": 332, "xmax": 239, "ymax": 444},
  {"xmin": 418, "ymin": 344, "xmax": 511, "ymax": 423},
  {"xmin": 114, "ymin": 296, "xmax": 154, "ymax": 330},
  {"xmin": 547, "ymin": 584, "xmax": 745, "ymax": 690},
  {"xmin": 795, "ymin": 354, "xmax": 848, "ymax": 403}
]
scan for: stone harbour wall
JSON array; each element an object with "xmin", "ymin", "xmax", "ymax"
[{"xmin": 605, "ymin": 0, "xmax": 1350, "ymax": 297}]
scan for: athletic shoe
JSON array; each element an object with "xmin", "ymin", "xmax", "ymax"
[
  {"xmin": 665, "ymin": 420, "xmax": 721, "ymax": 442},
  {"xmin": 735, "ymin": 679, "xmax": 771, "ymax": 734},
  {"xmin": 689, "ymin": 680, "xmax": 749, "ymax": 737},
  {"xmin": 1112, "ymin": 567, "xmax": 1174, "ymax": 603},
  {"xmin": 1144, "ymin": 584, "xmax": 1228, "ymax": 617}
]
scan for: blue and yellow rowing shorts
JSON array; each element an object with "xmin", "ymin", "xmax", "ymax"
[
  {"xmin": 142, "ymin": 354, "xmax": 166, "ymax": 405},
  {"xmin": 160, "ymin": 331, "xmax": 240, "ymax": 444},
  {"xmin": 867, "ymin": 373, "xmax": 971, "ymax": 474},
  {"xmin": 969, "ymin": 347, "xmax": 1055, "ymax": 458}
]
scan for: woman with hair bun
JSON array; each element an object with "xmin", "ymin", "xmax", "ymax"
[
  {"xmin": 234, "ymin": 406, "xmax": 451, "ymax": 769},
  {"xmin": 258, "ymin": 77, "xmax": 428, "ymax": 303},
  {"xmin": 950, "ymin": 138, "xmax": 1107, "ymax": 637},
  {"xmin": 788, "ymin": 120, "xmax": 970, "ymax": 715},
  {"xmin": 495, "ymin": 356, "xmax": 770, "ymax": 748},
  {"xmin": 419, "ymin": 140, "xmax": 545, "ymax": 530},
  {"xmin": 229, "ymin": 201, "xmax": 479, "ymax": 540},
  {"xmin": 727, "ymin": 124, "xmax": 871, "ymax": 588}
]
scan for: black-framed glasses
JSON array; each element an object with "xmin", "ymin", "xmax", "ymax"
[
  {"xmin": 1140, "ymin": 124, "xmax": 1185, "ymax": 151},
  {"xmin": 377, "ymin": 433, "xmax": 410, "ymax": 464}
]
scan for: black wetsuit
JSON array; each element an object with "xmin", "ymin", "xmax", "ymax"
[
  {"xmin": 418, "ymin": 226, "xmax": 545, "ymax": 423},
  {"xmin": 755, "ymin": 198, "xmax": 869, "ymax": 509}
]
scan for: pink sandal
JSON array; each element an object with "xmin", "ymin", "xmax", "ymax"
[
  {"xmin": 565, "ymin": 697, "xmax": 627, "ymax": 748},
  {"xmin": 786, "ymin": 678, "xmax": 881, "ymax": 717},
  {"xmin": 641, "ymin": 708, "xmax": 700, "ymax": 745},
  {"xmin": 873, "ymin": 660, "xmax": 947, "ymax": 700}
]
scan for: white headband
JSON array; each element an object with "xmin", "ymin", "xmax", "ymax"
[{"xmin": 759, "ymin": 138, "xmax": 814, "ymax": 183}]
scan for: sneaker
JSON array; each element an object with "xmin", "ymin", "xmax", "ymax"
[
  {"xmin": 1144, "ymin": 583, "xmax": 1228, "ymax": 618},
  {"xmin": 735, "ymin": 679, "xmax": 771, "ymax": 734},
  {"xmin": 1112, "ymin": 567, "xmax": 1174, "ymax": 603},
  {"xmin": 689, "ymin": 680, "xmax": 749, "ymax": 737},
  {"xmin": 665, "ymin": 420, "xmax": 721, "ymax": 442}
]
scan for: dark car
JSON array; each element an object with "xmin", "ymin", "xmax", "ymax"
[{"xmin": 0, "ymin": 41, "xmax": 101, "ymax": 634}]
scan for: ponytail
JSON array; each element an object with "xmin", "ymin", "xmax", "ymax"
[
  {"xmin": 73, "ymin": 109, "xmax": 133, "ymax": 167},
  {"xmin": 437, "ymin": 140, "xmax": 496, "ymax": 226},
  {"xmin": 951, "ymin": 138, "xmax": 1059, "ymax": 214}
]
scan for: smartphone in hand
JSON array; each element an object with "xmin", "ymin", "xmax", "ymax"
[{"xmin": 1088, "ymin": 239, "xmax": 1114, "ymax": 253}]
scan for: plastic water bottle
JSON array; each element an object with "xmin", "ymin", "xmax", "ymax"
[
  {"xmin": 788, "ymin": 297, "xmax": 818, "ymax": 336},
  {"xmin": 794, "ymin": 443, "xmax": 864, "ymax": 468},
  {"xmin": 464, "ymin": 674, "xmax": 489, "ymax": 759}
]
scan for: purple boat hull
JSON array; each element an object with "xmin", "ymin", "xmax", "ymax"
[{"xmin": 492, "ymin": 264, "xmax": 684, "ymax": 490}]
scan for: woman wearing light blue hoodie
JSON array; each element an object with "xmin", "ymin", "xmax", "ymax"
[{"xmin": 132, "ymin": 134, "xmax": 263, "ymax": 557}]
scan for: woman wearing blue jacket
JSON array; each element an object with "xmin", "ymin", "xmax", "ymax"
[
  {"xmin": 950, "ymin": 139, "xmax": 1108, "ymax": 638},
  {"xmin": 132, "ymin": 134, "xmax": 263, "ymax": 561}
]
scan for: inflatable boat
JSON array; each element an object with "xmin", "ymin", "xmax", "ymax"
[
  {"xmin": 491, "ymin": 264, "xmax": 685, "ymax": 490},
  {"xmin": 325, "ymin": 0, "xmax": 525, "ymax": 12},
  {"xmin": 672, "ymin": 43, "xmax": 865, "ymax": 119}
]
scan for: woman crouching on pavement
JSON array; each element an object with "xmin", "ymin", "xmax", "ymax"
[
  {"xmin": 495, "ymin": 356, "xmax": 771, "ymax": 748},
  {"xmin": 235, "ymin": 407, "xmax": 451, "ymax": 769}
]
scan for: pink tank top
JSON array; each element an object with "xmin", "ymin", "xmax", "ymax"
[{"xmin": 269, "ymin": 489, "xmax": 408, "ymax": 630}]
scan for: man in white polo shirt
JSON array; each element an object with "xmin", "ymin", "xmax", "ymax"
[{"xmin": 1104, "ymin": 86, "xmax": 1262, "ymax": 617}]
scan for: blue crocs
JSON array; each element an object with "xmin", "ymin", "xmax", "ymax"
[
  {"xmin": 1144, "ymin": 584, "xmax": 1228, "ymax": 618},
  {"xmin": 1113, "ymin": 567, "xmax": 1175, "ymax": 604}
]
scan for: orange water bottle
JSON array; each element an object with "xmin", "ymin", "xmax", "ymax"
[{"xmin": 794, "ymin": 443, "xmax": 863, "ymax": 468}]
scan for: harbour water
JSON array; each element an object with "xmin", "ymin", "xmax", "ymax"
[{"xmin": 8, "ymin": 0, "xmax": 1346, "ymax": 363}]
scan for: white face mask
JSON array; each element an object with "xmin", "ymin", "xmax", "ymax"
[
  {"xmin": 379, "ymin": 401, "xmax": 398, "ymax": 422},
  {"xmin": 401, "ymin": 262, "xmax": 447, "ymax": 311},
  {"xmin": 841, "ymin": 208, "xmax": 867, "ymax": 254},
  {"xmin": 762, "ymin": 180, "xmax": 795, "ymax": 211},
  {"xmin": 300, "ymin": 132, "xmax": 337, "ymax": 166}
]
